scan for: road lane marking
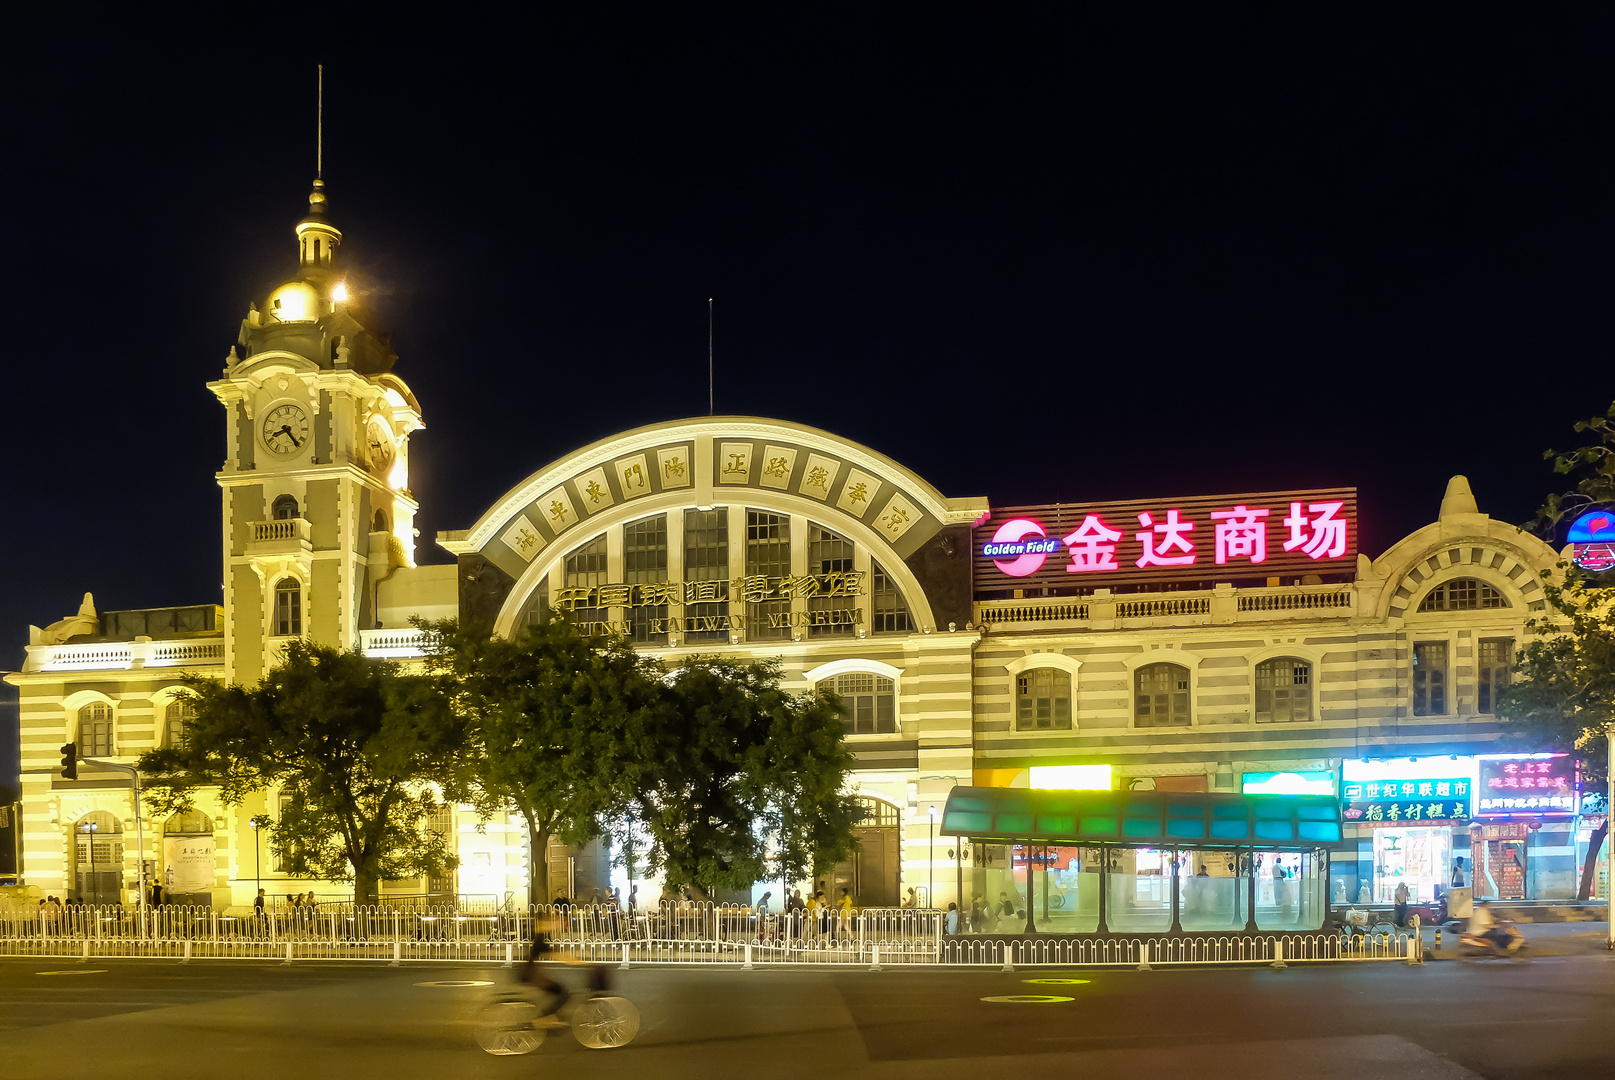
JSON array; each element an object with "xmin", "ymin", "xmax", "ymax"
[
  {"xmin": 414, "ymin": 979, "xmax": 494, "ymax": 987},
  {"xmin": 35, "ymin": 970, "xmax": 107, "ymax": 976},
  {"xmin": 980, "ymin": 994, "xmax": 1074, "ymax": 1003},
  {"xmin": 1023, "ymin": 978, "xmax": 1090, "ymax": 984}
]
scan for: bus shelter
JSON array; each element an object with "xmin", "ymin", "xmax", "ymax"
[{"xmin": 939, "ymin": 787, "xmax": 1344, "ymax": 935}]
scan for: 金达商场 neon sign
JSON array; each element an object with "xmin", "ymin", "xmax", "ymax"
[{"xmin": 978, "ymin": 490, "xmax": 1356, "ymax": 582}]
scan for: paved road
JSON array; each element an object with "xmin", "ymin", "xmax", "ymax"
[{"xmin": 2, "ymin": 931, "xmax": 1612, "ymax": 1080}]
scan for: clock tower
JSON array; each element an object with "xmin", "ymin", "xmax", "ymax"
[{"xmin": 209, "ymin": 179, "xmax": 424, "ymax": 683}]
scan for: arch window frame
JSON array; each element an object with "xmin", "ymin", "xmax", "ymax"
[
  {"xmin": 1253, "ymin": 657, "xmax": 1314, "ymax": 724},
  {"xmin": 271, "ymin": 494, "xmax": 300, "ymax": 521},
  {"xmin": 1417, "ymin": 577, "xmax": 1510, "ymax": 613},
  {"xmin": 77, "ymin": 701, "xmax": 114, "ymax": 758},
  {"xmin": 804, "ymin": 658, "xmax": 904, "ymax": 738},
  {"xmin": 1003, "ymin": 653, "xmax": 1083, "ymax": 734},
  {"xmin": 1123, "ymin": 653, "xmax": 1197, "ymax": 730},
  {"xmin": 273, "ymin": 576, "xmax": 303, "ymax": 637}
]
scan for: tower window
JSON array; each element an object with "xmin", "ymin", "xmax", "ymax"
[
  {"xmin": 274, "ymin": 578, "xmax": 303, "ymax": 636},
  {"xmin": 272, "ymin": 495, "xmax": 299, "ymax": 520},
  {"xmin": 78, "ymin": 702, "xmax": 113, "ymax": 757}
]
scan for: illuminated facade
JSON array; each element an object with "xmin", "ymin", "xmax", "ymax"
[{"xmin": 6, "ymin": 182, "xmax": 1600, "ymax": 916}]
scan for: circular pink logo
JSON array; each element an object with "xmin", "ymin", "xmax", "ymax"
[{"xmin": 982, "ymin": 518, "xmax": 1057, "ymax": 577}]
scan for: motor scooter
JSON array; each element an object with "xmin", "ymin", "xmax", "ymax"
[{"xmin": 1457, "ymin": 920, "xmax": 1527, "ymax": 960}]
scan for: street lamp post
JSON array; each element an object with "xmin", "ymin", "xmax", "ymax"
[
  {"xmin": 249, "ymin": 818, "xmax": 261, "ymax": 897},
  {"xmin": 927, "ymin": 805, "xmax": 937, "ymax": 911}
]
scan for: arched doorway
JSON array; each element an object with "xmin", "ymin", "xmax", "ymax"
[
  {"xmin": 162, "ymin": 810, "xmax": 216, "ymax": 906},
  {"xmin": 829, "ymin": 797, "xmax": 901, "ymax": 908},
  {"xmin": 73, "ymin": 811, "xmax": 124, "ymax": 906}
]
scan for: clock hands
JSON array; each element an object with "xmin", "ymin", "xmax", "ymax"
[{"xmin": 276, "ymin": 425, "xmax": 302, "ymax": 448}]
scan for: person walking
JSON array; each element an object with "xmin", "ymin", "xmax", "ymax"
[
  {"xmin": 1450, "ymin": 857, "xmax": 1467, "ymax": 889},
  {"xmin": 253, "ymin": 888, "xmax": 267, "ymax": 937},
  {"xmin": 837, "ymin": 887, "xmax": 853, "ymax": 936},
  {"xmin": 1393, "ymin": 879, "xmax": 1411, "ymax": 928}
]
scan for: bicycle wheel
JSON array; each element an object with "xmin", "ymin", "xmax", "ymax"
[
  {"xmin": 571, "ymin": 996, "xmax": 640, "ymax": 1049},
  {"xmin": 475, "ymin": 1000, "xmax": 547, "ymax": 1056}
]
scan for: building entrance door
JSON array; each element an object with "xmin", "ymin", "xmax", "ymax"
[
  {"xmin": 73, "ymin": 811, "xmax": 124, "ymax": 906},
  {"xmin": 832, "ymin": 798, "xmax": 901, "ymax": 908}
]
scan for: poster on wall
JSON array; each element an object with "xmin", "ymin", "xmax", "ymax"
[{"xmin": 162, "ymin": 835, "xmax": 215, "ymax": 894}]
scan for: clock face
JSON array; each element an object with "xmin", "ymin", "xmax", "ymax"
[
  {"xmin": 366, "ymin": 420, "xmax": 394, "ymax": 471},
  {"xmin": 262, "ymin": 404, "xmax": 310, "ymax": 456}
]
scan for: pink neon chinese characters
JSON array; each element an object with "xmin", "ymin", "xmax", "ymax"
[
  {"xmin": 1136, "ymin": 509, "xmax": 1196, "ymax": 568},
  {"xmin": 1062, "ymin": 515, "xmax": 1123, "ymax": 573},
  {"xmin": 1282, "ymin": 500, "xmax": 1348, "ymax": 560},
  {"xmin": 1208, "ymin": 505, "xmax": 1270, "ymax": 565}
]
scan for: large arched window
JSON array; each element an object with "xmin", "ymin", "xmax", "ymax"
[
  {"xmin": 164, "ymin": 700, "xmax": 194, "ymax": 748},
  {"xmin": 1016, "ymin": 668, "xmax": 1072, "ymax": 730},
  {"xmin": 1418, "ymin": 578, "xmax": 1508, "ymax": 612},
  {"xmin": 1135, "ymin": 664, "xmax": 1190, "ymax": 727},
  {"xmin": 273, "ymin": 578, "xmax": 302, "ymax": 636},
  {"xmin": 1254, "ymin": 659, "xmax": 1312, "ymax": 723},
  {"xmin": 830, "ymin": 672, "xmax": 896, "ymax": 734},
  {"xmin": 78, "ymin": 702, "xmax": 113, "ymax": 757}
]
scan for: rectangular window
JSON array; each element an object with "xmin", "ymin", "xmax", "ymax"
[
  {"xmin": 80, "ymin": 717, "xmax": 112, "ymax": 757},
  {"xmin": 1135, "ymin": 665, "xmax": 1190, "ymax": 727},
  {"xmin": 563, "ymin": 535, "xmax": 609, "ymax": 631},
  {"xmin": 807, "ymin": 524, "xmax": 855, "ymax": 638},
  {"xmin": 746, "ymin": 510, "xmax": 791, "ymax": 641},
  {"xmin": 1015, "ymin": 669, "xmax": 1072, "ymax": 730},
  {"xmin": 1412, "ymin": 642, "xmax": 1448, "ymax": 716},
  {"xmin": 1477, "ymin": 638, "xmax": 1512, "ymax": 714},
  {"xmin": 623, "ymin": 515, "xmax": 668, "ymax": 643},
  {"xmin": 1254, "ymin": 661, "xmax": 1313, "ymax": 723},
  {"xmin": 871, "ymin": 561, "xmax": 911, "ymax": 634},
  {"xmin": 274, "ymin": 587, "xmax": 301, "ymax": 636},
  {"xmin": 834, "ymin": 672, "xmax": 896, "ymax": 734},
  {"xmin": 683, "ymin": 508, "xmax": 729, "ymax": 641}
]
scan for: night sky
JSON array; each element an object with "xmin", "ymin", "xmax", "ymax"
[{"xmin": 3, "ymin": 15, "xmax": 1614, "ymax": 764}]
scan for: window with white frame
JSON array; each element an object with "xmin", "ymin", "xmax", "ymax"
[
  {"xmin": 1135, "ymin": 663, "xmax": 1190, "ymax": 727},
  {"xmin": 830, "ymin": 672, "xmax": 896, "ymax": 734},
  {"xmin": 1015, "ymin": 668, "xmax": 1072, "ymax": 730},
  {"xmin": 164, "ymin": 700, "xmax": 194, "ymax": 747},
  {"xmin": 273, "ymin": 578, "xmax": 302, "ymax": 636},
  {"xmin": 1418, "ymin": 578, "xmax": 1508, "ymax": 612},
  {"xmin": 1254, "ymin": 659, "xmax": 1312, "ymax": 723},
  {"xmin": 78, "ymin": 702, "xmax": 113, "ymax": 757}
]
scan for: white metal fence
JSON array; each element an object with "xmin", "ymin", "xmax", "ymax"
[{"xmin": 0, "ymin": 901, "xmax": 1419, "ymax": 967}]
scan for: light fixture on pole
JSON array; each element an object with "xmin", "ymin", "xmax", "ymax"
[{"xmin": 927, "ymin": 805, "xmax": 938, "ymax": 910}]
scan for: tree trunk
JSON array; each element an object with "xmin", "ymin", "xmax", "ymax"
[
  {"xmin": 354, "ymin": 866, "xmax": 380, "ymax": 906},
  {"xmin": 527, "ymin": 817, "xmax": 551, "ymax": 908},
  {"xmin": 1577, "ymin": 820, "xmax": 1607, "ymax": 902}
]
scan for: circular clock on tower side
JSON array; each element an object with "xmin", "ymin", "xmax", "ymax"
[
  {"xmin": 366, "ymin": 419, "xmax": 395, "ymax": 474},
  {"xmin": 262, "ymin": 403, "xmax": 310, "ymax": 456}
]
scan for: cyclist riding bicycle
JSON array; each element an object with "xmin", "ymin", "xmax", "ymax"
[{"xmin": 518, "ymin": 913, "xmax": 609, "ymax": 1023}]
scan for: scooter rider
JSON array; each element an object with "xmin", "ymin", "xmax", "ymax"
[{"xmin": 1467, "ymin": 900, "xmax": 1518, "ymax": 952}]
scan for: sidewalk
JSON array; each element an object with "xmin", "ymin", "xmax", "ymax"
[{"xmin": 1421, "ymin": 920, "xmax": 1615, "ymax": 959}]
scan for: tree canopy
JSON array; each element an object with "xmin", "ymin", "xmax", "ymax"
[
  {"xmin": 138, "ymin": 640, "xmax": 464, "ymax": 904},
  {"xmin": 1495, "ymin": 399, "xmax": 1615, "ymax": 899}
]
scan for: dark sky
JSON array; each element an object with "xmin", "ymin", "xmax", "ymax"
[{"xmin": 3, "ymin": 13, "xmax": 1613, "ymax": 680}]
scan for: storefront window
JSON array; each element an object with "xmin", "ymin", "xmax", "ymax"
[{"xmin": 1372, "ymin": 826, "xmax": 1451, "ymax": 903}]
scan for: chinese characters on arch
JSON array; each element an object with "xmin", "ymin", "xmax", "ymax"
[{"xmin": 974, "ymin": 489, "xmax": 1356, "ymax": 591}]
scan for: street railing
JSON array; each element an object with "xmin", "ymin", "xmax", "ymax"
[{"xmin": 0, "ymin": 901, "xmax": 1419, "ymax": 967}]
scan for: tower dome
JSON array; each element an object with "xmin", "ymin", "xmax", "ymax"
[{"xmin": 294, "ymin": 178, "xmax": 342, "ymax": 269}]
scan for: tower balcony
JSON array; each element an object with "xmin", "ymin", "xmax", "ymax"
[{"xmin": 247, "ymin": 517, "xmax": 313, "ymax": 557}]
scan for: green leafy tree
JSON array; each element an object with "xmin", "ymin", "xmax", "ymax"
[
  {"xmin": 139, "ymin": 641, "xmax": 464, "ymax": 904},
  {"xmin": 422, "ymin": 616, "xmax": 659, "ymax": 906},
  {"xmin": 1496, "ymin": 400, "xmax": 1615, "ymax": 900},
  {"xmin": 624, "ymin": 656, "xmax": 863, "ymax": 898}
]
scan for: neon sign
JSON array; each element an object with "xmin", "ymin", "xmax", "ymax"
[
  {"xmin": 976, "ymin": 490, "xmax": 1357, "ymax": 589},
  {"xmin": 1568, "ymin": 509, "xmax": 1615, "ymax": 572},
  {"xmin": 982, "ymin": 519, "xmax": 1062, "ymax": 577},
  {"xmin": 1475, "ymin": 754, "xmax": 1577, "ymax": 817}
]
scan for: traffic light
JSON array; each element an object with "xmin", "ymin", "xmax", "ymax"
[{"xmin": 59, "ymin": 743, "xmax": 77, "ymax": 780}]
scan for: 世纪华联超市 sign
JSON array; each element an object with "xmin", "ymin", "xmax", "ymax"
[
  {"xmin": 974, "ymin": 488, "xmax": 1356, "ymax": 590},
  {"xmin": 1342, "ymin": 777, "xmax": 1471, "ymax": 826}
]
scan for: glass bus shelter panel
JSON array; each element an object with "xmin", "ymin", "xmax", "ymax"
[
  {"xmin": 1179, "ymin": 850, "xmax": 1246, "ymax": 932},
  {"xmin": 1253, "ymin": 851, "xmax": 1325, "ymax": 931}
]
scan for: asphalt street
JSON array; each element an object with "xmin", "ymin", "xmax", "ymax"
[{"xmin": 1, "ymin": 929, "xmax": 1612, "ymax": 1080}]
